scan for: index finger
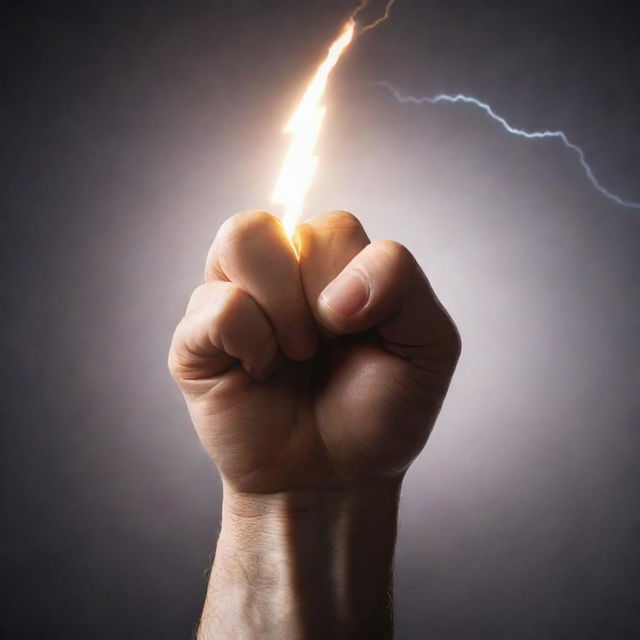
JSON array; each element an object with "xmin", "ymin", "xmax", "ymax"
[{"xmin": 205, "ymin": 210, "xmax": 318, "ymax": 361}]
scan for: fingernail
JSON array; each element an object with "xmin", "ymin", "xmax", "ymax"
[
  {"xmin": 319, "ymin": 270, "xmax": 370, "ymax": 318},
  {"xmin": 286, "ymin": 322, "xmax": 318, "ymax": 360}
]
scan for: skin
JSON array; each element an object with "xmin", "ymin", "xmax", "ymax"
[{"xmin": 169, "ymin": 210, "xmax": 461, "ymax": 638}]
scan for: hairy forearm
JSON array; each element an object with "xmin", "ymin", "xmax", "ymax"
[{"xmin": 199, "ymin": 483, "xmax": 402, "ymax": 639}]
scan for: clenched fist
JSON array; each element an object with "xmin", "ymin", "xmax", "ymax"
[
  {"xmin": 169, "ymin": 210, "xmax": 460, "ymax": 495},
  {"xmin": 169, "ymin": 210, "xmax": 460, "ymax": 638}
]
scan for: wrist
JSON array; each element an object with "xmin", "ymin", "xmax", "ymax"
[
  {"xmin": 222, "ymin": 480, "xmax": 402, "ymax": 518},
  {"xmin": 203, "ymin": 482, "xmax": 402, "ymax": 639}
]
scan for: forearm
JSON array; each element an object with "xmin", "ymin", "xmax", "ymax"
[{"xmin": 199, "ymin": 482, "xmax": 402, "ymax": 639}]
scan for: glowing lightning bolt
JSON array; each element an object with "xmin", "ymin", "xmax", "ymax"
[
  {"xmin": 272, "ymin": 21, "xmax": 355, "ymax": 241},
  {"xmin": 272, "ymin": 2, "xmax": 397, "ymax": 243},
  {"xmin": 374, "ymin": 80, "xmax": 640, "ymax": 210}
]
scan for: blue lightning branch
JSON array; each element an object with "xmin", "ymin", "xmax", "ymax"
[{"xmin": 374, "ymin": 81, "xmax": 640, "ymax": 209}]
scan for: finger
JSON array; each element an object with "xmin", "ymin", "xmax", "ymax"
[
  {"xmin": 205, "ymin": 210, "xmax": 317, "ymax": 361},
  {"xmin": 168, "ymin": 281, "xmax": 278, "ymax": 387},
  {"xmin": 298, "ymin": 210, "xmax": 369, "ymax": 327},
  {"xmin": 316, "ymin": 240, "xmax": 461, "ymax": 368}
]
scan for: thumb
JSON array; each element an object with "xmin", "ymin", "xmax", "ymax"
[{"xmin": 317, "ymin": 240, "xmax": 461, "ymax": 366}]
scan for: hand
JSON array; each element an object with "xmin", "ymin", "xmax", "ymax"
[
  {"xmin": 170, "ymin": 210, "xmax": 461, "ymax": 637},
  {"xmin": 169, "ymin": 210, "xmax": 460, "ymax": 496}
]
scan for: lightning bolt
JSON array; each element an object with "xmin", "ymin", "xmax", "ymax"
[
  {"xmin": 272, "ymin": 2, "xmax": 398, "ymax": 240},
  {"xmin": 352, "ymin": 0, "xmax": 397, "ymax": 34},
  {"xmin": 374, "ymin": 80, "xmax": 640, "ymax": 210}
]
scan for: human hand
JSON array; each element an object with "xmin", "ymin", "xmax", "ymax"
[{"xmin": 169, "ymin": 210, "xmax": 460, "ymax": 496}]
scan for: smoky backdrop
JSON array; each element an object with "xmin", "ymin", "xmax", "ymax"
[{"xmin": 2, "ymin": 1, "xmax": 639, "ymax": 637}]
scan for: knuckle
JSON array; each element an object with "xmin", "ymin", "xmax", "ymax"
[
  {"xmin": 376, "ymin": 239, "xmax": 414, "ymax": 267},
  {"xmin": 167, "ymin": 283, "xmax": 247, "ymax": 381},
  {"xmin": 213, "ymin": 283, "xmax": 247, "ymax": 327},
  {"xmin": 378, "ymin": 238, "xmax": 407, "ymax": 255},
  {"xmin": 212, "ymin": 210, "xmax": 281, "ymax": 276},
  {"xmin": 325, "ymin": 210, "xmax": 362, "ymax": 230},
  {"xmin": 186, "ymin": 283, "xmax": 209, "ymax": 312},
  {"xmin": 315, "ymin": 210, "xmax": 366, "ymax": 239},
  {"xmin": 217, "ymin": 210, "xmax": 276, "ymax": 247}
]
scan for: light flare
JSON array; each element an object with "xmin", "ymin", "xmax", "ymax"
[{"xmin": 271, "ymin": 20, "xmax": 355, "ymax": 240}]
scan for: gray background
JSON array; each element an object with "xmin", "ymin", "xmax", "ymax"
[{"xmin": 2, "ymin": 1, "xmax": 639, "ymax": 637}]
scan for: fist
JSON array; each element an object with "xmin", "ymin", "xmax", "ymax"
[{"xmin": 169, "ymin": 211, "xmax": 460, "ymax": 495}]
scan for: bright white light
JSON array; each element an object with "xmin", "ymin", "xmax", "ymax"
[{"xmin": 272, "ymin": 20, "xmax": 355, "ymax": 240}]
